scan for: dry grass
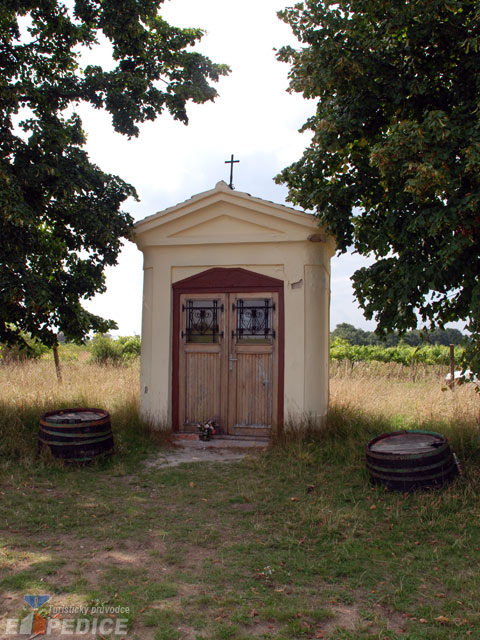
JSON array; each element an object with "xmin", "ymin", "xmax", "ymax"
[
  {"xmin": 4, "ymin": 358, "xmax": 476, "ymax": 425},
  {"xmin": 0, "ymin": 357, "xmax": 140, "ymax": 410},
  {"xmin": 0, "ymin": 358, "xmax": 161, "ymax": 466},
  {"xmin": 329, "ymin": 361, "xmax": 479, "ymax": 463},
  {"xmin": 330, "ymin": 361, "xmax": 479, "ymax": 428},
  {"xmin": 1, "ymin": 356, "xmax": 478, "ymax": 466},
  {"xmin": 331, "ymin": 359, "xmax": 450, "ymax": 381}
]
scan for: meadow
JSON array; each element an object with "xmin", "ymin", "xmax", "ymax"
[{"xmin": 0, "ymin": 352, "xmax": 479, "ymax": 639}]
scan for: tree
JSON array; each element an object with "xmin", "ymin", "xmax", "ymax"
[
  {"xmin": 331, "ymin": 322, "xmax": 372, "ymax": 346},
  {"xmin": 276, "ymin": 0, "xmax": 480, "ymax": 372},
  {"xmin": 430, "ymin": 327, "xmax": 465, "ymax": 346},
  {"xmin": 1, "ymin": 0, "xmax": 228, "ymax": 352},
  {"xmin": 330, "ymin": 323, "xmax": 465, "ymax": 346}
]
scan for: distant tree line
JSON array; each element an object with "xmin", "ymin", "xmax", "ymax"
[
  {"xmin": 0, "ymin": 333, "xmax": 141, "ymax": 365},
  {"xmin": 331, "ymin": 323, "xmax": 465, "ymax": 347}
]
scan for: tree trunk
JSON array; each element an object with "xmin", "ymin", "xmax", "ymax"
[
  {"xmin": 53, "ymin": 343, "xmax": 62, "ymax": 382},
  {"xmin": 449, "ymin": 343, "xmax": 455, "ymax": 391}
]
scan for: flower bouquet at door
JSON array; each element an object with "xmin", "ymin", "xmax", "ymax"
[{"xmin": 198, "ymin": 420, "xmax": 216, "ymax": 441}]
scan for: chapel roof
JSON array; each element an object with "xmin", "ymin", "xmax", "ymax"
[{"xmin": 135, "ymin": 180, "xmax": 316, "ymax": 231}]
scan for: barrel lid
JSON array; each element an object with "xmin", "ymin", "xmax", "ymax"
[
  {"xmin": 367, "ymin": 430, "xmax": 446, "ymax": 456},
  {"xmin": 42, "ymin": 409, "xmax": 108, "ymax": 424}
]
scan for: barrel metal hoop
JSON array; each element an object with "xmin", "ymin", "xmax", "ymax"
[
  {"xmin": 39, "ymin": 416, "xmax": 110, "ymax": 429},
  {"xmin": 39, "ymin": 427, "xmax": 113, "ymax": 440},
  {"xmin": 39, "ymin": 433, "xmax": 113, "ymax": 447},
  {"xmin": 368, "ymin": 461, "xmax": 457, "ymax": 483},
  {"xmin": 366, "ymin": 457, "xmax": 454, "ymax": 475}
]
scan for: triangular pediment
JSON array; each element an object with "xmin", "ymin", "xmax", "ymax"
[
  {"xmin": 167, "ymin": 214, "xmax": 285, "ymax": 239},
  {"xmin": 134, "ymin": 181, "xmax": 333, "ymax": 250}
]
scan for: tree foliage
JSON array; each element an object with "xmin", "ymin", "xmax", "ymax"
[
  {"xmin": 89, "ymin": 333, "xmax": 141, "ymax": 365},
  {"xmin": 1, "ymin": 0, "xmax": 228, "ymax": 347},
  {"xmin": 331, "ymin": 322, "xmax": 465, "ymax": 347},
  {"xmin": 0, "ymin": 331, "xmax": 49, "ymax": 361},
  {"xmin": 276, "ymin": 0, "xmax": 480, "ymax": 372}
]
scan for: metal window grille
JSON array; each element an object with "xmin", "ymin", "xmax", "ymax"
[
  {"xmin": 181, "ymin": 300, "xmax": 223, "ymax": 342},
  {"xmin": 233, "ymin": 299, "xmax": 275, "ymax": 340}
]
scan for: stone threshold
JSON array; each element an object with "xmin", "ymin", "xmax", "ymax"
[{"xmin": 172, "ymin": 432, "xmax": 269, "ymax": 449}]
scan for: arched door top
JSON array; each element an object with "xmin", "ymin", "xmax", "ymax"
[{"xmin": 173, "ymin": 267, "xmax": 284, "ymax": 293}]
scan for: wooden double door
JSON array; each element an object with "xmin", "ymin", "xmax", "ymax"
[{"xmin": 177, "ymin": 291, "xmax": 279, "ymax": 437}]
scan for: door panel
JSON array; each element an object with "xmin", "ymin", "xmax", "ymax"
[
  {"xmin": 228, "ymin": 293, "xmax": 278, "ymax": 437},
  {"xmin": 179, "ymin": 294, "xmax": 227, "ymax": 432},
  {"xmin": 184, "ymin": 352, "xmax": 222, "ymax": 425},
  {"xmin": 232, "ymin": 352, "xmax": 273, "ymax": 431}
]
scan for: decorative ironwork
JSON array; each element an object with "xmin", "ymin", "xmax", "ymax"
[
  {"xmin": 182, "ymin": 300, "xmax": 223, "ymax": 343},
  {"xmin": 233, "ymin": 299, "xmax": 275, "ymax": 340}
]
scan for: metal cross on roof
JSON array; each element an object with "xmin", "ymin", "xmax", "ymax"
[{"xmin": 225, "ymin": 154, "xmax": 240, "ymax": 189}]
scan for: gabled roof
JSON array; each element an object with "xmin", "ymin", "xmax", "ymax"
[{"xmin": 134, "ymin": 180, "xmax": 332, "ymax": 249}]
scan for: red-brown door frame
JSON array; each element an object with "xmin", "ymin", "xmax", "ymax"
[{"xmin": 172, "ymin": 267, "xmax": 284, "ymax": 434}]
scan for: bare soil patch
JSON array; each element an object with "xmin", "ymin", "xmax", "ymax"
[{"xmin": 144, "ymin": 437, "xmax": 268, "ymax": 469}]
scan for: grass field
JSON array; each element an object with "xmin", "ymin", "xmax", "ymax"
[{"xmin": 0, "ymin": 357, "xmax": 479, "ymax": 639}]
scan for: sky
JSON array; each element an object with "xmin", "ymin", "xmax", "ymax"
[{"xmin": 79, "ymin": 0, "xmax": 378, "ymax": 336}]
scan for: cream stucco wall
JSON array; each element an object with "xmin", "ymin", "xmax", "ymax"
[{"xmin": 135, "ymin": 181, "xmax": 335, "ymax": 432}]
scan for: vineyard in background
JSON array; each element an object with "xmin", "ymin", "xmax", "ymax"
[
  {"xmin": 330, "ymin": 336, "xmax": 463, "ymax": 367},
  {"xmin": 0, "ymin": 332, "xmax": 468, "ymax": 380}
]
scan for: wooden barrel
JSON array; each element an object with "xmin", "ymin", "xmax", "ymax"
[
  {"xmin": 366, "ymin": 430, "xmax": 458, "ymax": 491},
  {"xmin": 39, "ymin": 408, "xmax": 114, "ymax": 462}
]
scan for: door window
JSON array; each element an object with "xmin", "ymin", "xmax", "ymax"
[
  {"xmin": 182, "ymin": 299, "xmax": 223, "ymax": 343},
  {"xmin": 233, "ymin": 298, "xmax": 275, "ymax": 344}
]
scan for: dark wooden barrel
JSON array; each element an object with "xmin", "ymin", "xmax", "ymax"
[
  {"xmin": 366, "ymin": 430, "xmax": 458, "ymax": 491},
  {"xmin": 39, "ymin": 408, "xmax": 114, "ymax": 462}
]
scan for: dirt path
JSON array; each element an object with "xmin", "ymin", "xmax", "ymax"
[{"xmin": 144, "ymin": 435, "xmax": 268, "ymax": 468}]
